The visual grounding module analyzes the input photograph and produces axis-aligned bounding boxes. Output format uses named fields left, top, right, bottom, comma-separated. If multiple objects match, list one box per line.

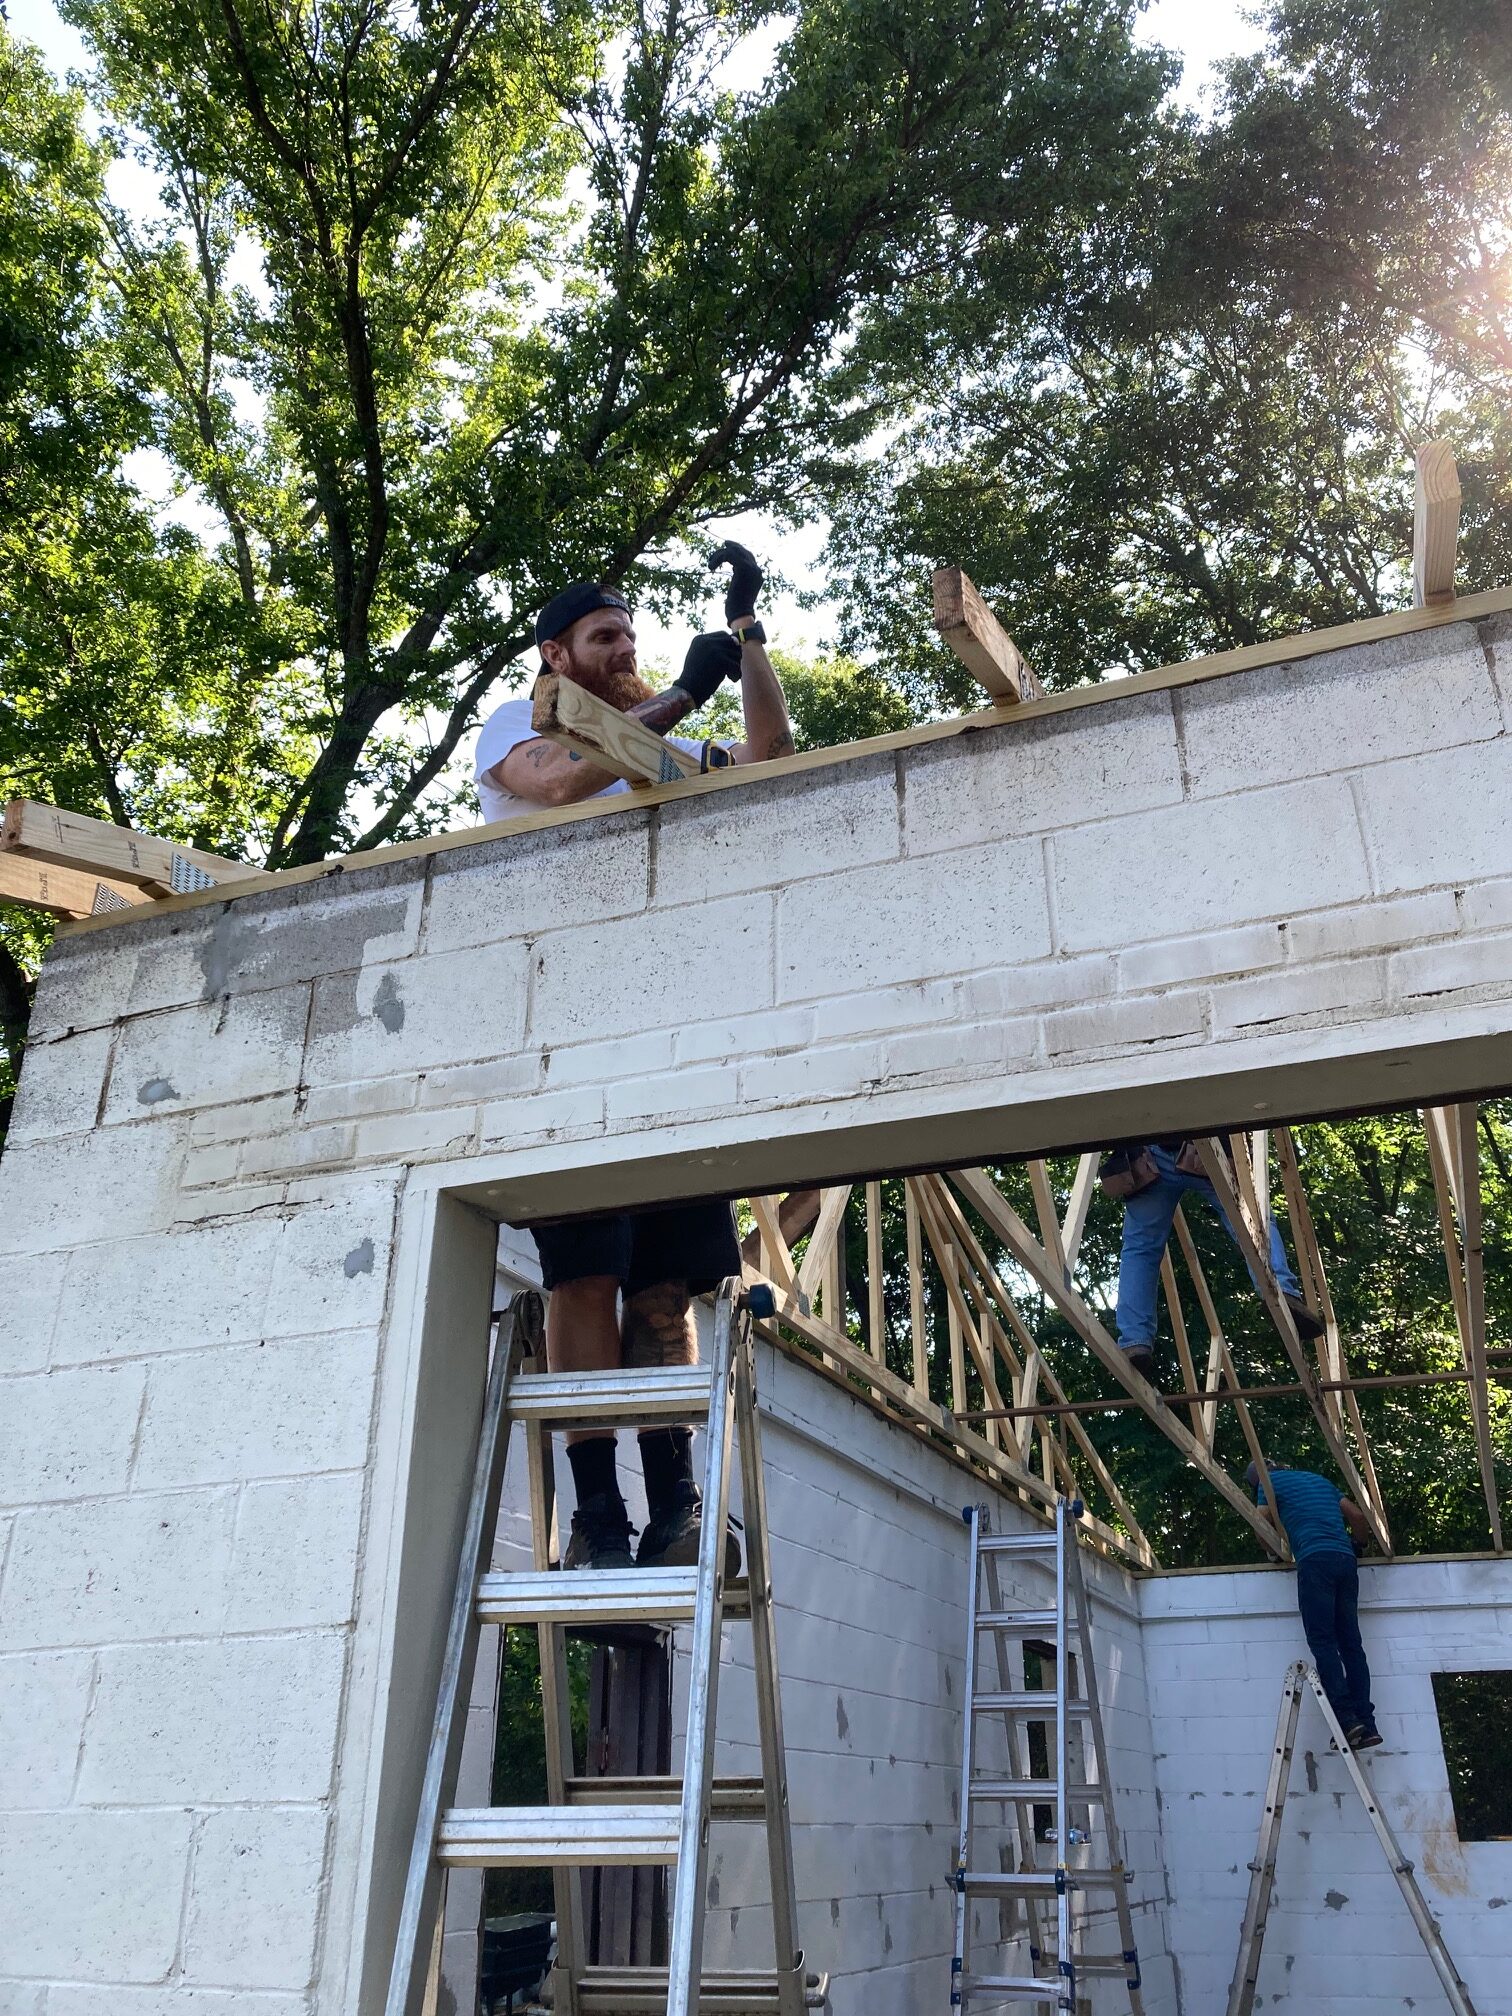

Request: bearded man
left=473, top=545, right=793, bottom=1572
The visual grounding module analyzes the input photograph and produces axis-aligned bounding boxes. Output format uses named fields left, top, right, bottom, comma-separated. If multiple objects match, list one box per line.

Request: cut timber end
left=1413, top=440, right=1461, bottom=609
left=1, top=798, right=271, bottom=904
left=532, top=673, right=701, bottom=788
left=0, top=850, right=144, bottom=920
left=932, top=566, right=1045, bottom=706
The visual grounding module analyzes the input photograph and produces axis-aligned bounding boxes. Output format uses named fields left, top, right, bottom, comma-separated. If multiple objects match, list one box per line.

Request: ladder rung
left=972, top=1692, right=1090, bottom=1715
left=959, top=1869, right=1058, bottom=1893
left=438, top=1804, right=679, bottom=1866
left=1077, top=1955, right=1140, bottom=1975
left=969, top=1779, right=1108, bottom=1801
left=978, top=1533, right=1058, bottom=1554
left=476, top=1567, right=750, bottom=1626
left=960, top=1976, right=1062, bottom=2001
left=509, top=1365, right=713, bottom=1425
left=577, top=1966, right=829, bottom=2012
left=977, top=1609, right=1059, bottom=1631
left=566, top=1774, right=765, bottom=1819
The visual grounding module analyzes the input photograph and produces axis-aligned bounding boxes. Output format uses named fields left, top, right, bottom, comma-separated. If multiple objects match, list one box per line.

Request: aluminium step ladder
left=1227, top=1661, right=1478, bottom=2016
left=951, top=1498, right=1144, bottom=2013
left=386, top=1278, right=828, bottom=2016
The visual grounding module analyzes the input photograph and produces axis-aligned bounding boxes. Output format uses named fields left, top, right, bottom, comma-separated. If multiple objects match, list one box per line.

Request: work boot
left=1348, top=1723, right=1384, bottom=1751
left=563, top=1490, right=635, bottom=1571
left=1123, top=1346, right=1158, bottom=1388
left=636, top=1482, right=742, bottom=1578
left=1284, top=1293, right=1325, bottom=1341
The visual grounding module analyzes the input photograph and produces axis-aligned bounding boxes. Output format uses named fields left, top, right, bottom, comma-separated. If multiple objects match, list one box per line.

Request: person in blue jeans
left=1248, top=1460, right=1382, bottom=1750
left=1112, top=1138, right=1324, bottom=1385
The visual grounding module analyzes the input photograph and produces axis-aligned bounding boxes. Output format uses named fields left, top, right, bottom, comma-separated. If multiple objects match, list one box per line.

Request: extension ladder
left=1227, top=1661, right=1478, bottom=2016
left=951, top=1498, right=1144, bottom=2012
left=385, top=1278, right=828, bottom=2016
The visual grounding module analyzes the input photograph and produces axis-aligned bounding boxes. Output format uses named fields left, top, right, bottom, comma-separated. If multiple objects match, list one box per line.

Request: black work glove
left=708, top=539, right=764, bottom=622
left=672, top=630, right=743, bottom=707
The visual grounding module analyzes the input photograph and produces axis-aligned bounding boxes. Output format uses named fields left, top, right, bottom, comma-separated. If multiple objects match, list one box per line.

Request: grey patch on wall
left=728, top=1908, right=739, bottom=1938
left=138, top=1078, right=180, bottom=1105
left=830, top=1899, right=840, bottom=1927
left=372, top=971, right=406, bottom=1033
left=1323, top=1889, right=1348, bottom=1910
left=194, top=886, right=418, bottom=1005
left=1303, top=1751, right=1319, bottom=1793
left=836, top=1694, right=849, bottom=1741
left=345, top=1238, right=375, bottom=1277
left=883, top=1921, right=893, bottom=1955
left=1490, top=1897, right=1508, bottom=1908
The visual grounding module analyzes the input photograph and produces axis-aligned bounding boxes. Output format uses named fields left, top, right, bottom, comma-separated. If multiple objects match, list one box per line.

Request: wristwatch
left=729, top=619, right=766, bottom=645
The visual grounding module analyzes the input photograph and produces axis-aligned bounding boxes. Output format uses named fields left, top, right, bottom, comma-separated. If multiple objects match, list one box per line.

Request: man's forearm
left=628, top=688, right=698, bottom=736
left=735, top=638, right=794, bottom=763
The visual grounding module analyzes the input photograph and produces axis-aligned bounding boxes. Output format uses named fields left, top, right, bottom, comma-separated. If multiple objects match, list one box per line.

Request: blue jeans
left=1296, top=1552, right=1374, bottom=1730
left=1115, top=1143, right=1301, bottom=1351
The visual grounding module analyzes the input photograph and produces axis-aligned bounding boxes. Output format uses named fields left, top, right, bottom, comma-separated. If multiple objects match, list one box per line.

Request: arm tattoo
left=622, top=1280, right=697, bottom=1369
left=765, top=731, right=795, bottom=759
left=629, top=690, right=696, bottom=735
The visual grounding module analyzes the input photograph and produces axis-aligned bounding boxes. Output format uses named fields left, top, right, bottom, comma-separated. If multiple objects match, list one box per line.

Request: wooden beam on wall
left=931, top=566, right=1045, bottom=706
left=1413, top=439, right=1461, bottom=608
left=1423, top=1105, right=1504, bottom=1552
left=0, top=851, right=143, bottom=919
left=532, top=674, right=701, bottom=787
left=3, top=799, right=270, bottom=898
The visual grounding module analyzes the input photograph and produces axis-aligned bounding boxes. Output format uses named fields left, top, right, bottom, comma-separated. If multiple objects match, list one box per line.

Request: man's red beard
left=561, top=645, right=655, bottom=713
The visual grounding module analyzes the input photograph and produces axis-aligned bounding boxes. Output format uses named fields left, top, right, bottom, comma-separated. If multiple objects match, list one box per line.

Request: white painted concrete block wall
left=1140, top=1561, right=1512, bottom=2015
left=3, top=610, right=1511, bottom=2013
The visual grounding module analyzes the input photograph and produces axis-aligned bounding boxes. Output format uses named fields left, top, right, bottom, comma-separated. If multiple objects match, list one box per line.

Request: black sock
left=639, top=1428, right=696, bottom=1515
left=567, top=1435, right=621, bottom=1509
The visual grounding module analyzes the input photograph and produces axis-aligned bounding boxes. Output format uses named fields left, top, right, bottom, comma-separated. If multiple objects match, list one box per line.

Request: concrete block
left=884, top=1016, right=1037, bottom=1084
left=1178, top=626, right=1502, bottom=794
left=102, top=986, right=311, bottom=1125
left=134, top=1330, right=377, bottom=1488
left=479, top=1083, right=607, bottom=1147
left=777, top=845, right=1050, bottom=1002
left=0, top=1121, right=185, bottom=1255
left=0, top=1808, right=195, bottom=1980
left=414, top=1053, right=542, bottom=1109
left=964, top=953, right=1119, bottom=1017
left=0, top=1253, right=63, bottom=1375
left=6, top=1024, right=115, bottom=1145
left=1119, top=924, right=1286, bottom=992
left=127, top=868, right=426, bottom=1015
left=1210, top=956, right=1387, bottom=1035
left=1286, top=889, right=1461, bottom=964
left=238, top=1122, right=358, bottom=1179
left=184, top=1806, right=328, bottom=1989
left=425, top=816, right=650, bottom=953
left=352, top=1107, right=478, bottom=1164
left=183, top=1140, right=244, bottom=1188
left=229, top=1472, right=365, bottom=1631
left=79, top=1629, right=347, bottom=1802
left=304, top=1073, right=418, bottom=1123
left=263, top=1183, right=398, bottom=1337
left=654, top=757, right=901, bottom=905
left=541, top=1028, right=675, bottom=1087
left=0, top=1487, right=235, bottom=1648
left=533, top=891, right=776, bottom=1043
left=1460, top=875, right=1512, bottom=934
left=44, top=1993, right=306, bottom=2016
left=0, top=1649, right=94, bottom=1804
left=1053, top=779, right=1372, bottom=952
left=741, top=1041, right=883, bottom=1110
left=54, top=1217, right=282, bottom=1365
left=0, top=1362, right=145, bottom=1507
left=1359, top=737, right=1512, bottom=892
left=25, top=927, right=138, bottom=1042
left=191, top=1091, right=302, bottom=1146
left=810, top=979, right=960, bottom=1045
left=674, top=1006, right=815, bottom=1066
left=1392, top=932, right=1512, bottom=1003
left=604, top=1064, right=740, bottom=1124
left=903, top=690, right=1184, bottom=853
left=306, top=940, right=528, bottom=1085
left=1043, top=988, right=1205, bottom=1057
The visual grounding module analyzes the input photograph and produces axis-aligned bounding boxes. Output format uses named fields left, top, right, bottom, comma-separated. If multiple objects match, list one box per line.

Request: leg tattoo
left=622, top=1279, right=697, bottom=1369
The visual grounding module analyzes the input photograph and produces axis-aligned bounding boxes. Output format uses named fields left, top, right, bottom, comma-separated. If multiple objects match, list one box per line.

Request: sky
left=8, top=0, right=1269, bottom=708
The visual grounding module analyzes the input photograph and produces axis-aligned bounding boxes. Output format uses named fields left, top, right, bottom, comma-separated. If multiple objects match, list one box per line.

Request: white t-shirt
left=474, top=693, right=702, bottom=824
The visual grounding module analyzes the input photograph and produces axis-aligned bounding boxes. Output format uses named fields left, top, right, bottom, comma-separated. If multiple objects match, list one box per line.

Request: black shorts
left=528, top=1200, right=741, bottom=1298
